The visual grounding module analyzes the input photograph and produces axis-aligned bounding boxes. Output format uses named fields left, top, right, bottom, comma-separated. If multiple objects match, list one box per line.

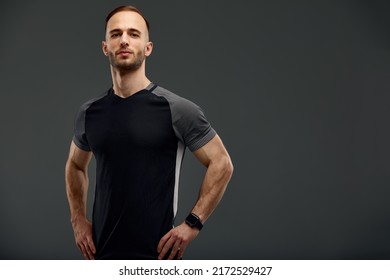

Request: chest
left=85, top=95, right=177, bottom=155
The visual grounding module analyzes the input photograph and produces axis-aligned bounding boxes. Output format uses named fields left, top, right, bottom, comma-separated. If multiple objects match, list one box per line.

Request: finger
left=82, top=237, right=96, bottom=260
left=77, top=242, right=89, bottom=260
left=157, top=232, right=171, bottom=253
left=85, top=244, right=95, bottom=260
left=158, top=237, right=176, bottom=260
left=168, top=240, right=182, bottom=260
left=87, top=237, right=96, bottom=255
left=158, top=240, right=174, bottom=260
left=77, top=237, right=94, bottom=260
left=177, top=243, right=187, bottom=259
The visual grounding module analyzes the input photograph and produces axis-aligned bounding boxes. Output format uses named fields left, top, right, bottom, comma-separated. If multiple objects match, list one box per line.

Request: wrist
left=70, top=211, right=87, bottom=226
left=185, top=212, right=203, bottom=231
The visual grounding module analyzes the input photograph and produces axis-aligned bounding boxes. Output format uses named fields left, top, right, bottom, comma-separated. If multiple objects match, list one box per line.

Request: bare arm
left=65, top=141, right=95, bottom=259
left=190, top=134, right=234, bottom=223
left=157, top=134, right=233, bottom=259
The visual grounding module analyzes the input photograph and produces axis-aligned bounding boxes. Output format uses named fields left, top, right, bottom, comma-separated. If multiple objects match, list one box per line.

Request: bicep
left=67, top=141, right=93, bottom=171
left=192, top=134, right=231, bottom=167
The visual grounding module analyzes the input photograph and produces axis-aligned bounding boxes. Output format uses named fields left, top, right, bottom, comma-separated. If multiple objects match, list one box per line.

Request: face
left=102, top=11, right=152, bottom=72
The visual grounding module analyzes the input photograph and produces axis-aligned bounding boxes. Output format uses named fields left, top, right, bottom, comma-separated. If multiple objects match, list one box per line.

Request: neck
left=110, top=64, right=151, bottom=98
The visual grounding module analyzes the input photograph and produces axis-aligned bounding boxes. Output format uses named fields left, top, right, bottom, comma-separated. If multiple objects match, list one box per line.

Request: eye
left=130, top=33, right=140, bottom=38
left=111, top=33, right=120, bottom=38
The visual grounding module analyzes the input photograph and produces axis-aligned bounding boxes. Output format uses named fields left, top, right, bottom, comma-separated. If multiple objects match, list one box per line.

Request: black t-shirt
left=73, top=83, right=216, bottom=259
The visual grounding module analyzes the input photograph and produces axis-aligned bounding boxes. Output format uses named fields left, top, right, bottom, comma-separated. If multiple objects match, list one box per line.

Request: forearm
left=158, top=135, right=233, bottom=259
left=65, top=161, right=89, bottom=223
left=191, top=153, right=233, bottom=223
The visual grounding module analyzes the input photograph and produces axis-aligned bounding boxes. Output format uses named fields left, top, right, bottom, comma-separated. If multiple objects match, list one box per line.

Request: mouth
left=116, top=49, right=133, bottom=56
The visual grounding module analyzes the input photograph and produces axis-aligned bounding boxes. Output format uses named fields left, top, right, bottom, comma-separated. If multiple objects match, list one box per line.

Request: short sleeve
left=150, top=85, right=217, bottom=151
left=172, top=98, right=217, bottom=151
left=72, top=102, right=91, bottom=151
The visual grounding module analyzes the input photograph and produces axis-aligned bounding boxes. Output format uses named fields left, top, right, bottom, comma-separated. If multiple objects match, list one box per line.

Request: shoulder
left=74, top=89, right=111, bottom=125
left=150, top=84, right=216, bottom=151
left=77, top=89, right=111, bottom=114
left=81, top=89, right=111, bottom=109
left=150, top=85, right=203, bottom=115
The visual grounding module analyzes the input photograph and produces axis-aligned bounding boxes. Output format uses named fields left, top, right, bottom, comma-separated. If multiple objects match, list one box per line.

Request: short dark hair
left=105, top=5, right=150, bottom=32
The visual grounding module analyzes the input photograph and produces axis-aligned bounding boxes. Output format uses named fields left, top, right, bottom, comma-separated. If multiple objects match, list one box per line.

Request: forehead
left=106, top=11, right=148, bottom=33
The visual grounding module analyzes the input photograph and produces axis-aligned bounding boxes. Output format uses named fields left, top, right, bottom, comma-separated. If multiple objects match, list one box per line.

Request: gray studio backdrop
left=0, top=0, right=389, bottom=259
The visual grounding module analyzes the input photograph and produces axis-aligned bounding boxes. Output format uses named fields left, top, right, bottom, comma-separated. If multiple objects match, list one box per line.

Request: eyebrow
left=108, top=28, right=142, bottom=35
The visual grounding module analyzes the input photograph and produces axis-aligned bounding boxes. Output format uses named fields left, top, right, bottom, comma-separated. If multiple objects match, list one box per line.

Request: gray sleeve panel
left=151, top=86, right=217, bottom=152
left=72, top=95, right=105, bottom=152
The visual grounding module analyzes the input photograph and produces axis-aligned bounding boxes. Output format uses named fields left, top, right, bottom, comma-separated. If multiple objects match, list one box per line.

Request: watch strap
left=185, top=213, right=203, bottom=230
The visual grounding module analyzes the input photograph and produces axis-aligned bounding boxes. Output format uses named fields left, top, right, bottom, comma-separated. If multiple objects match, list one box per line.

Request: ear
left=144, top=41, right=153, bottom=57
left=102, top=41, right=108, bottom=56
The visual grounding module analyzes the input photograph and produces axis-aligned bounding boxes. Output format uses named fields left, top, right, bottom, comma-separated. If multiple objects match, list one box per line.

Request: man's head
left=104, top=6, right=150, bottom=36
left=102, top=5, right=152, bottom=72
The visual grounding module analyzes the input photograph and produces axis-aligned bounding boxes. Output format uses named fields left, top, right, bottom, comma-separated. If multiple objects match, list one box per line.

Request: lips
left=116, top=49, right=133, bottom=56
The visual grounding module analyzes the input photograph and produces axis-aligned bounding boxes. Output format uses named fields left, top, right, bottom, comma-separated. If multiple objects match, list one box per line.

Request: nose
left=120, top=34, right=129, bottom=47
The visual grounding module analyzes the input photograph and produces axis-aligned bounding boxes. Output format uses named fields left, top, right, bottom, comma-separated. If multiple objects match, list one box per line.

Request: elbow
left=227, top=157, right=234, bottom=179
left=221, top=154, right=234, bottom=180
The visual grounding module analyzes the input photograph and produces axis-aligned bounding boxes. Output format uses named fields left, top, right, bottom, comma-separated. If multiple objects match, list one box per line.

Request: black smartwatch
left=185, top=213, right=203, bottom=230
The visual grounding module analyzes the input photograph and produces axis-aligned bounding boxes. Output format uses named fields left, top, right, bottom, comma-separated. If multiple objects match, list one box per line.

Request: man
left=65, top=5, right=233, bottom=260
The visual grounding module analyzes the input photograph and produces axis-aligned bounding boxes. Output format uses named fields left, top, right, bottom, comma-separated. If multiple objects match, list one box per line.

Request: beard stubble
left=108, top=49, right=145, bottom=72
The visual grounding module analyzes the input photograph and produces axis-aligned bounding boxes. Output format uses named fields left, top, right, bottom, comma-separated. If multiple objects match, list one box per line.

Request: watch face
left=186, top=214, right=199, bottom=226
